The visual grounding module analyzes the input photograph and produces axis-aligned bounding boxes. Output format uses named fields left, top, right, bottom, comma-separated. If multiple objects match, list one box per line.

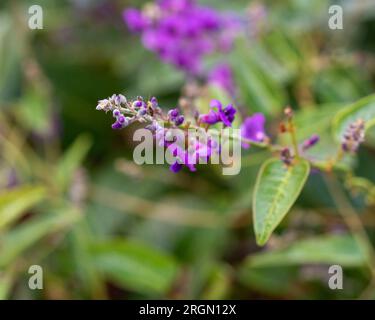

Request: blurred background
left=0, top=0, right=375, bottom=299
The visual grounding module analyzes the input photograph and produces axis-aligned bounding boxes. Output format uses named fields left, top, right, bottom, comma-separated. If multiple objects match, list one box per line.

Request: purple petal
left=123, top=9, right=149, bottom=32
left=199, top=110, right=220, bottom=125
left=111, top=121, right=123, bottom=130
left=240, top=113, right=266, bottom=148
left=210, top=99, right=222, bottom=110
left=170, top=162, right=183, bottom=173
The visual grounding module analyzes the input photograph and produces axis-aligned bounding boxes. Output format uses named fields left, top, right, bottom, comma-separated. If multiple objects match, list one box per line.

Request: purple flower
left=150, top=97, right=158, bottom=108
left=123, top=1, right=242, bottom=74
left=111, top=106, right=129, bottom=130
left=302, top=134, right=320, bottom=151
left=167, top=108, right=184, bottom=126
left=208, top=64, right=235, bottom=95
left=132, top=98, right=147, bottom=109
left=170, top=161, right=183, bottom=173
left=199, top=100, right=237, bottom=127
left=168, top=108, right=180, bottom=121
left=167, top=135, right=218, bottom=173
left=113, top=109, right=121, bottom=117
left=174, top=115, right=185, bottom=126
left=111, top=121, right=123, bottom=130
left=123, top=9, right=150, bottom=32
left=240, top=113, right=266, bottom=149
left=158, top=0, right=193, bottom=12
left=199, top=110, right=220, bottom=125
left=168, top=144, right=197, bottom=173
left=220, top=104, right=236, bottom=127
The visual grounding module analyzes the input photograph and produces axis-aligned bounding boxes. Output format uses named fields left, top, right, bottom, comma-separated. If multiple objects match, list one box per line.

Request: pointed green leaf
left=0, top=185, right=46, bottom=230
left=332, top=94, right=375, bottom=142
left=253, top=158, right=310, bottom=246
left=56, top=134, right=92, bottom=189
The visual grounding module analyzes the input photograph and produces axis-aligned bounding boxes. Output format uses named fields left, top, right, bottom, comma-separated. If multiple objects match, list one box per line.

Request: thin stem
left=288, top=118, right=300, bottom=158
left=310, top=159, right=349, bottom=173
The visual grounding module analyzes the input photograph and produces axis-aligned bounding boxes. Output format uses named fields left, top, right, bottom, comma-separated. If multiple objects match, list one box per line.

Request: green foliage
left=253, top=158, right=310, bottom=246
left=0, top=207, right=81, bottom=268
left=91, top=239, right=179, bottom=295
left=232, top=39, right=286, bottom=117
left=56, top=135, right=92, bottom=190
left=242, top=234, right=367, bottom=268
left=0, top=185, right=45, bottom=230
left=0, top=0, right=374, bottom=300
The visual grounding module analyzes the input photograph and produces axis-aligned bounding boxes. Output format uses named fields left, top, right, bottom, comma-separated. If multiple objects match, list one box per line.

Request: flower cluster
left=96, top=94, right=162, bottom=130
left=123, top=0, right=242, bottom=74
left=168, top=135, right=219, bottom=173
left=96, top=94, right=243, bottom=172
left=95, top=92, right=273, bottom=173
left=342, top=119, right=366, bottom=153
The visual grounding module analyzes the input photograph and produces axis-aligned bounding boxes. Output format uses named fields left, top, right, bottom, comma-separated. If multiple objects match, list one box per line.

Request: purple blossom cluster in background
left=123, top=0, right=243, bottom=74
left=208, top=64, right=236, bottom=96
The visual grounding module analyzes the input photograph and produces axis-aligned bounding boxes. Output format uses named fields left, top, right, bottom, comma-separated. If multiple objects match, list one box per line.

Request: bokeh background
left=0, top=0, right=375, bottom=299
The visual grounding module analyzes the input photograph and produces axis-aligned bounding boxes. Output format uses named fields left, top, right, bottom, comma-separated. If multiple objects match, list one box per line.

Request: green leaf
left=314, top=66, right=372, bottom=104
left=241, top=234, right=366, bottom=268
left=56, top=135, right=92, bottom=189
left=91, top=240, right=179, bottom=295
left=0, top=208, right=81, bottom=268
left=253, top=158, right=310, bottom=246
left=0, top=13, right=22, bottom=103
left=16, top=89, right=51, bottom=135
left=69, top=223, right=107, bottom=299
left=332, top=94, right=375, bottom=142
left=0, top=185, right=46, bottom=231
left=238, top=266, right=298, bottom=296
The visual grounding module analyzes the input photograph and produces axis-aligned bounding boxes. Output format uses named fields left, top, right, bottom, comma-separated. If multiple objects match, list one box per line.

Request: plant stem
left=288, top=118, right=300, bottom=158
